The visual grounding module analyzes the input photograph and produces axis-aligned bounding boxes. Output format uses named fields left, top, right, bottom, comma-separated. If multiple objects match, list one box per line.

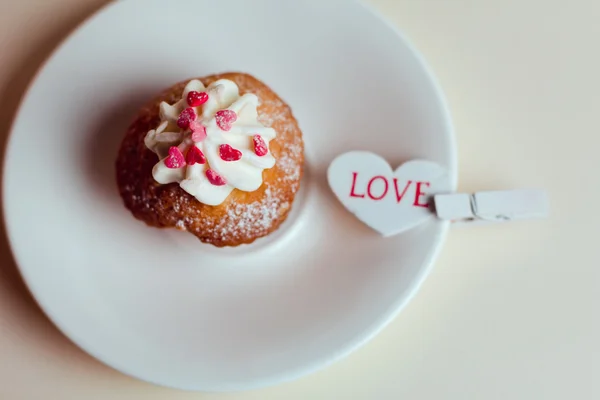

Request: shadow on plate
left=83, top=90, right=158, bottom=207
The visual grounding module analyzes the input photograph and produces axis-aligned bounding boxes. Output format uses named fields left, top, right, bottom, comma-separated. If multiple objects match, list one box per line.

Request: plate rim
left=2, top=0, right=458, bottom=392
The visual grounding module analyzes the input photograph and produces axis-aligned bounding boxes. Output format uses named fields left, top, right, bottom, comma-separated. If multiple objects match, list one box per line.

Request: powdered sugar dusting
left=199, top=186, right=291, bottom=242
left=257, top=95, right=303, bottom=187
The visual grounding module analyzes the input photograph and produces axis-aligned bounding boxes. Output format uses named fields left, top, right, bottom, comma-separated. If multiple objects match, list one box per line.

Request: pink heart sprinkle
left=219, top=144, right=242, bottom=162
left=177, top=107, right=197, bottom=129
left=206, top=169, right=226, bottom=186
left=253, top=135, right=268, bottom=157
left=187, top=91, right=209, bottom=107
left=190, top=121, right=207, bottom=142
left=164, top=146, right=186, bottom=169
left=215, top=109, right=237, bottom=131
left=186, top=146, right=206, bottom=165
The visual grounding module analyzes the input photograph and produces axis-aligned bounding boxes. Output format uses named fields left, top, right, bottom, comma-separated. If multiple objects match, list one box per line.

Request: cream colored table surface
left=1, top=1, right=598, bottom=399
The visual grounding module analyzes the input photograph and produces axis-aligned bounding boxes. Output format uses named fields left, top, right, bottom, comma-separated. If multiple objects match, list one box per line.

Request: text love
left=349, top=172, right=430, bottom=207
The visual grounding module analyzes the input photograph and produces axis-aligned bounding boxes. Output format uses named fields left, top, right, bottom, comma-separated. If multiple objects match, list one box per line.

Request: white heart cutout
left=327, top=151, right=453, bottom=237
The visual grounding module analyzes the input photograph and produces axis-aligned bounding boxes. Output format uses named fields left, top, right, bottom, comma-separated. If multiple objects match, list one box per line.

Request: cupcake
left=116, top=72, right=304, bottom=247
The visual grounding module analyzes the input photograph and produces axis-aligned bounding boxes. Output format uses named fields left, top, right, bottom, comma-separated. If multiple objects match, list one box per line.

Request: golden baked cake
left=116, top=72, right=304, bottom=247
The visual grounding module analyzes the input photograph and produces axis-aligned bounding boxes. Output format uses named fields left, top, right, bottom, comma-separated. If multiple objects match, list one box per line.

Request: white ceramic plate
left=3, top=0, right=456, bottom=392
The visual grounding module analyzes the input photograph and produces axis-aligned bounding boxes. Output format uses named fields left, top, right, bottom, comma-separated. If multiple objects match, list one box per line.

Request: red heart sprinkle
left=253, top=135, right=268, bottom=156
left=215, top=109, right=237, bottom=131
left=187, top=91, right=209, bottom=107
left=177, top=107, right=197, bottom=129
left=186, top=146, right=206, bottom=165
left=190, top=121, right=207, bottom=142
left=219, top=144, right=242, bottom=161
left=164, top=146, right=186, bottom=169
left=206, top=169, right=226, bottom=186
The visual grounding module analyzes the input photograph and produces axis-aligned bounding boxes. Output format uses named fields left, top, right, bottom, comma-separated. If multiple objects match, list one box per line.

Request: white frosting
left=144, top=79, right=277, bottom=206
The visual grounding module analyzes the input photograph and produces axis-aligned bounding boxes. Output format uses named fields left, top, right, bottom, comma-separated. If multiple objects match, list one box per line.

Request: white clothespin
left=434, top=189, right=549, bottom=224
